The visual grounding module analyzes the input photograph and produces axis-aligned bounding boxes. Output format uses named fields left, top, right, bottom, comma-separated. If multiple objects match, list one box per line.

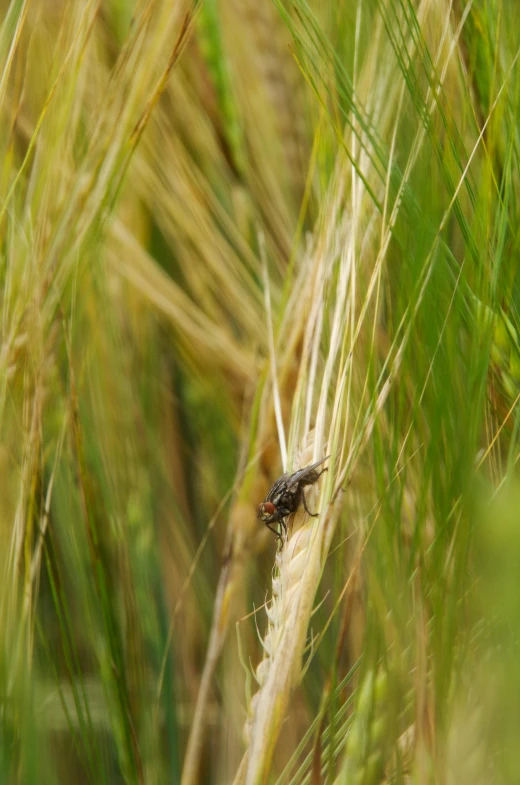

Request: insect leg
left=315, top=467, right=328, bottom=480
left=265, top=522, right=280, bottom=538
left=302, top=490, right=319, bottom=517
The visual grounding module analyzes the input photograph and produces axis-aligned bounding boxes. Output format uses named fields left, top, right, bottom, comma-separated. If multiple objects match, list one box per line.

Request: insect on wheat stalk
left=256, top=456, right=330, bottom=541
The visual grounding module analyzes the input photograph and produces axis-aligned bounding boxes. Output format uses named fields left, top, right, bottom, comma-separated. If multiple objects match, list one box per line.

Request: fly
left=257, top=456, right=329, bottom=541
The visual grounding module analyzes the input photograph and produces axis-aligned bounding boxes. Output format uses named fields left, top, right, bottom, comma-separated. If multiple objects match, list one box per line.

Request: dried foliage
left=1, top=1, right=520, bottom=784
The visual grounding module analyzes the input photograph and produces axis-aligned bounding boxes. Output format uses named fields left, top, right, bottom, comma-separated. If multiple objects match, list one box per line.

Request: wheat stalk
left=232, top=5, right=475, bottom=778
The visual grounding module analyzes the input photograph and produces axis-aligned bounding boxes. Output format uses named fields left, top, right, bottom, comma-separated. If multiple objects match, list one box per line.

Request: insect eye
left=263, top=502, right=275, bottom=514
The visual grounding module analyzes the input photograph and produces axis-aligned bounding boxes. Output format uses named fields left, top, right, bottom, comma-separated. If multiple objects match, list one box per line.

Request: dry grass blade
left=2, top=0, right=520, bottom=783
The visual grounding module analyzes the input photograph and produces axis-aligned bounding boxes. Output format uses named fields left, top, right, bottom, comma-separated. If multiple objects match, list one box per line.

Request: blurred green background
left=1, top=0, right=520, bottom=783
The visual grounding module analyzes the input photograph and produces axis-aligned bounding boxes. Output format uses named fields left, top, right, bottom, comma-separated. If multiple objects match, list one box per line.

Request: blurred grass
left=1, top=0, right=520, bottom=783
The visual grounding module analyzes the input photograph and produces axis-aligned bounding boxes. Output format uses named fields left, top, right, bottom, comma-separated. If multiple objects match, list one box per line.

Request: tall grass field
left=1, top=0, right=520, bottom=783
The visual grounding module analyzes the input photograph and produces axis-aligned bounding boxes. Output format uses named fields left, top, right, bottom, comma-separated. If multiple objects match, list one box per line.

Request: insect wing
left=285, top=456, right=330, bottom=491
